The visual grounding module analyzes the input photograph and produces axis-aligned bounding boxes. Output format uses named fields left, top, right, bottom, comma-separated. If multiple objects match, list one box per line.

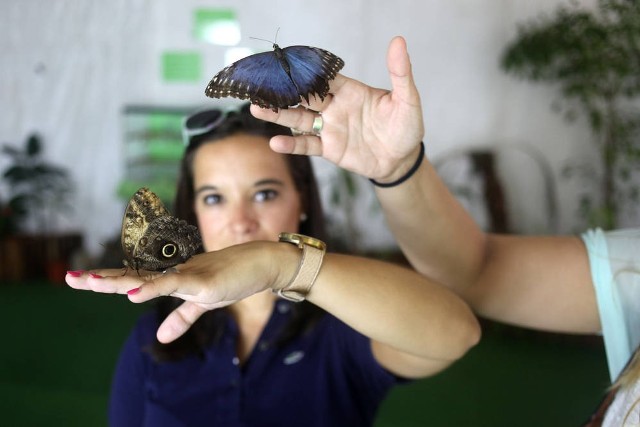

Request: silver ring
left=312, top=115, right=323, bottom=136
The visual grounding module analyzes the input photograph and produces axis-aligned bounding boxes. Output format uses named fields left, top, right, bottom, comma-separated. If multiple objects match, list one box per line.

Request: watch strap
left=277, top=235, right=326, bottom=302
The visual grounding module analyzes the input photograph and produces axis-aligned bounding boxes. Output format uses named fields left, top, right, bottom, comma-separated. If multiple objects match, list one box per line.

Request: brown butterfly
left=121, top=187, right=202, bottom=272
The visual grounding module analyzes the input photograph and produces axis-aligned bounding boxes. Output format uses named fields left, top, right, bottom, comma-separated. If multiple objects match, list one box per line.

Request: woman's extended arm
left=251, top=36, right=601, bottom=335
left=373, top=158, right=600, bottom=334
left=66, top=240, right=480, bottom=379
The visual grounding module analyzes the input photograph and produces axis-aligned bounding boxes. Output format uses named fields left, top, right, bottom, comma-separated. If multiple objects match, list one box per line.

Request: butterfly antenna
left=249, top=36, right=275, bottom=45
left=249, top=28, right=280, bottom=46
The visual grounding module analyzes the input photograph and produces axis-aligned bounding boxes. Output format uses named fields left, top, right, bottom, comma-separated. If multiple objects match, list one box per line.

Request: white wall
left=0, top=0, right=609, bottom=257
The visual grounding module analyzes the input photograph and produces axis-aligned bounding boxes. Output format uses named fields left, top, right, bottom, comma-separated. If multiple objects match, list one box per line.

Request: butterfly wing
left=282, top=46, right=345, bottom=104
left=121, top=188, right=202, bottom=272
left=130, top=216, right=202, bottom=272
left=205, top=50, right=301, bottom=111
left=121, top=188, right=170, bottom=269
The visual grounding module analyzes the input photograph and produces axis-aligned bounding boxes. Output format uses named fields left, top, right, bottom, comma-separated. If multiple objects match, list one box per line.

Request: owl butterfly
left=205, top=42, right=345, bottom=112
left=121, top=187, right=202, bottom=273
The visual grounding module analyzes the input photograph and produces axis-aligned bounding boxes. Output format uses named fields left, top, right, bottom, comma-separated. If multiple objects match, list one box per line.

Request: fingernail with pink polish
left=127, top=287, right=141, bottom=295
left=67, top=270, right=84, bottom=277
left=89, top=273, right=103, bottom=279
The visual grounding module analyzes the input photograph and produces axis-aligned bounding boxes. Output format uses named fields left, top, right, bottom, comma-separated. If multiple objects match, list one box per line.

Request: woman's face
left=191, top=133, right=303, bottom=252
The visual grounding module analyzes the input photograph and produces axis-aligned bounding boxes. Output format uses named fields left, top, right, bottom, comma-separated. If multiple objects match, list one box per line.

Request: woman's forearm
left=299, top=252, right=481, bottom=362
left=374, top=158, right=488, bottom=294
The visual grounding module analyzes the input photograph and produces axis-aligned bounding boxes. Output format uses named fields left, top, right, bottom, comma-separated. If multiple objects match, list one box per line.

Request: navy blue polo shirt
left=109, top=300, right=401, bottom=426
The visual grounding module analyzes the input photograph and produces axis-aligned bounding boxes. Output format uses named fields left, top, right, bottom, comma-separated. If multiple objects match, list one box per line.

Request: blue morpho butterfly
left=205, top=38, right=345, bottom=112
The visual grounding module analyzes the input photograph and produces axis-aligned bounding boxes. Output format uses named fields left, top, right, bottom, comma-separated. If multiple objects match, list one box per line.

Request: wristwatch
left=275, top=232, right=327, bottom=302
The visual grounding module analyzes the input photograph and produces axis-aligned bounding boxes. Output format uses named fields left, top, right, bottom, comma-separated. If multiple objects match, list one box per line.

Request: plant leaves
left=26, top=134, right=42, bottom=157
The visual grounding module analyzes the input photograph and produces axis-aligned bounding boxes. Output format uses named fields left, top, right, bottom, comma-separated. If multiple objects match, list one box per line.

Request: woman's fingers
left=126, top=266, right=232, bottom=306
left=250, top=104, right=320, bottom=133
left=249, top=75, right=346, bottom=124
left=250, top=105, right=327, bottom=156
left=65, top=268, right=182, bottom=303
left=156, top=301, right=208, bottom=343
left=386, top=36, right=421, bottom=107
left=156, top=299, right=237, bottom=343
left=126, top=269, right=191, bottom=303
left=300, top=90, right=335, bottom=112
left=65, top=268, right=143, bottom=293
left=269, top=134, right=323, bottom=156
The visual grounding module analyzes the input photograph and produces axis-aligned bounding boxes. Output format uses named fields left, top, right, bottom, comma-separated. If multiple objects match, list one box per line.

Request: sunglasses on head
left=181, top=104, right=250, bottom=146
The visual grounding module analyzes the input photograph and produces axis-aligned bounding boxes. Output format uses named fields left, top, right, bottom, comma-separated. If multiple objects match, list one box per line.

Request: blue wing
left=205, top=50, right=301, bottom=111
left=282, top=46, right=345, bottom=104
left=205, top=45, right=344, bottom=111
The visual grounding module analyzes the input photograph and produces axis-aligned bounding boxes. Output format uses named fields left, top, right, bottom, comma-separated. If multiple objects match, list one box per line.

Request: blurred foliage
left=0, top=194, right=18, bottom=237
left=327, top=168, right=361, bottom=253
left=1, top=133, right=74, bottom=235
left=501, top=0, right=640, bottom=229
left=325, top=167, right=387, bottom=253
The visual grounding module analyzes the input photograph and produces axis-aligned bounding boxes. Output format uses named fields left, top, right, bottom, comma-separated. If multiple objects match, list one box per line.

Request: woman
left=65, top=103, right=479, bottom=427
left=251, top=36, right=640, bottom=425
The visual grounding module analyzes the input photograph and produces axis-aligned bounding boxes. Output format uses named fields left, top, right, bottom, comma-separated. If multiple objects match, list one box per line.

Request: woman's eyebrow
left=194, top=179, right=284, bottom=195
left=254, top=179, right=285, bottom=187
left=195, top=185, right=218, bottom=195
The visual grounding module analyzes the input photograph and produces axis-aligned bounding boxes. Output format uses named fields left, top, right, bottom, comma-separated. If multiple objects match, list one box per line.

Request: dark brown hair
left=150, top=103, right=326, bottom=361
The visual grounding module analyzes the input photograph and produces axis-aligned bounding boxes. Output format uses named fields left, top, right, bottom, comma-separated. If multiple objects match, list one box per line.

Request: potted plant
left=0, top=195, right=18, bottom=238
left=1, top=133, right=80, bottom=283
left=500, top=0, right=640, bottom=230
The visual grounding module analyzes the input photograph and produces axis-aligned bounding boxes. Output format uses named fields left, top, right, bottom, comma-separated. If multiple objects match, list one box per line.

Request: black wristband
left=369, top=142, right=425, bottom=188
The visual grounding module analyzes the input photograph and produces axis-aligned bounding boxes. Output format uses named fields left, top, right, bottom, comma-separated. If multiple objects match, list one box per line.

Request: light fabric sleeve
left=582, top=228, right=640, bottom=382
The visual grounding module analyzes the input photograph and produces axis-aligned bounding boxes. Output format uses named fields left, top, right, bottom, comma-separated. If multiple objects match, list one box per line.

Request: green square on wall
left=193, top=8, right=240, bottom=45
left=161, top=51, right=201, bottom=83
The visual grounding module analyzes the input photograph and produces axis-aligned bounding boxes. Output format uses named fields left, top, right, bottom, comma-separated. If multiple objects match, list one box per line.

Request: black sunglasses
left=182, top=104, right=252, bottom=146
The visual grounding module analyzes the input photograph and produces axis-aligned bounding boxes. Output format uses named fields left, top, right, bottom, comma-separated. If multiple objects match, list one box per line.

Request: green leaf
left=3, top=165, right=33, bottom=183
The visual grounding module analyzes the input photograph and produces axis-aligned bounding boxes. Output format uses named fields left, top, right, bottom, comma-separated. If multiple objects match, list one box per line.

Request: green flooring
left=0, top=283, right=609, bottom=426
left=375, top=324, right=608, bottom=426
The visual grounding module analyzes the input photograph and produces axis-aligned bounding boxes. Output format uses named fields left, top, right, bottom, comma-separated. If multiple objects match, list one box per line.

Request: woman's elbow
left=461, top=312, right=482, bottom=355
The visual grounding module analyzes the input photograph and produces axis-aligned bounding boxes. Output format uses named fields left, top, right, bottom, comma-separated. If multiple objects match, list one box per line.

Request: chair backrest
left=434, top=143, right=558, bottom=234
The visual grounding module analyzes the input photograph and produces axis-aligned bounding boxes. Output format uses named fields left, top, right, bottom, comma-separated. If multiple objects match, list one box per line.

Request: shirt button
left=277, top=302, right=291, bottom=314
left=232, top=357, right=240, bottom=366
